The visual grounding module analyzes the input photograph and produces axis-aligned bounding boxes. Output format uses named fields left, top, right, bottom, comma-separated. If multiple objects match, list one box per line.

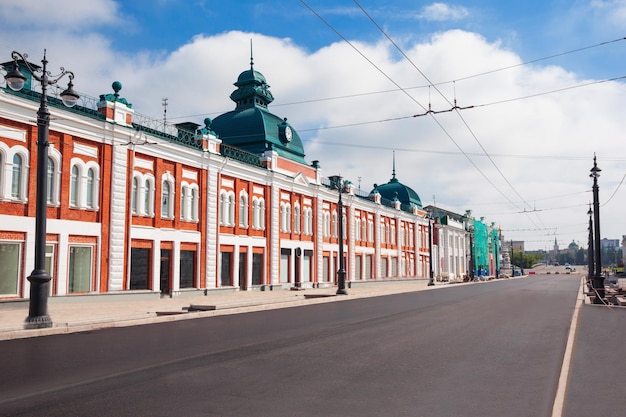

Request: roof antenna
left=392, top=150, right=397, bottom=180
left=250, top=39, right=254, bottom=69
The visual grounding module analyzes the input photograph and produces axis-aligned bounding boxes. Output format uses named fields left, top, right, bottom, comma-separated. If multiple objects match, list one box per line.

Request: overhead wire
left=353, top=0, right=541, bottom=228
left=299, top=0, right=529, bottom=216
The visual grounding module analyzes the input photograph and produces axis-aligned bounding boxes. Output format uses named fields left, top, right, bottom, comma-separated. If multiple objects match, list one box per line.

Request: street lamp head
left=590, top=155, right=601, bottom=179
left=329, top=175, right=343, bottom=191
left=59, top=76, right=79, bottom=108
left=4, top=62, right=27, bottom=92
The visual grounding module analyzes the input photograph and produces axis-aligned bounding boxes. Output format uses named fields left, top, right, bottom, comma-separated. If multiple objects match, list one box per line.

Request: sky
left=1, top=0, right=625, bottom=252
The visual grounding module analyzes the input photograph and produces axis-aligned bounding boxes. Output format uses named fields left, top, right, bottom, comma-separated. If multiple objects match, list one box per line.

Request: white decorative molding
left=0, top=125, right=26, bottom=142
left=182, top=169, right=197, bottom=181
left=221, top=178, right=234, bottom=189
left=73, top=142, right=98, bottom=158
left=134, top=157, right=153, bottom=171
left=253, top=186, right=264, bottom=195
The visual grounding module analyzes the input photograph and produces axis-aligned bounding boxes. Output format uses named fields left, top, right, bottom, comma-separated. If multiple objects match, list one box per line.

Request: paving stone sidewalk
left=0, top=279, right=444, bottom=341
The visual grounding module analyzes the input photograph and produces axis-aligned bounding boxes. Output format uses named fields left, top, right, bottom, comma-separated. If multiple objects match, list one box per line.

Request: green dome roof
left=212, top=60, right=306, bottom=164
left=371, top=166, right=422, bottom=208
left=236, top=68, right=267, bottom=85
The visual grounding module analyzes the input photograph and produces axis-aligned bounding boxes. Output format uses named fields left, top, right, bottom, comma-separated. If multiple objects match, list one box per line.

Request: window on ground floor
left=68, top=246, right=92, bottom=293
left=130, top=248, right=150, bottom=290
left=322, top=256, right=330, bottom=282
left=280, top=249, right=290, bottom=283
left=365, top=255, right=372, bottom=279
left=180, top=250, right=195, bottom=289
left=220, top=251, right=232, bottom=286
left=0, top=242, right=20, bottom=295
left=252, top=253, right=263, bottom=286
left=381, top=257, right=388, bottom=278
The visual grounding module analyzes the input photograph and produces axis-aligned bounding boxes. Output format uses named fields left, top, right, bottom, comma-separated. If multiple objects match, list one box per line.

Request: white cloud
left=418, top=3, right=469, bottom=21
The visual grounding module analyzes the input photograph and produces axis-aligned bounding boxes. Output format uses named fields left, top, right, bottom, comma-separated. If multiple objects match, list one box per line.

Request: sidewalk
left=0, top=279, right=448, bottom=341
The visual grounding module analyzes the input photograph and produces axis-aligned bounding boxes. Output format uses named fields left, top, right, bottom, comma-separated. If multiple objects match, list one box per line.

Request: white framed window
left=70, top=164, right=79, bottom=206
left=323, top=211, right=330, bottom=238
left=46, top=147, right=61, bottom=206
left=239, top=190, right=249, bottom=228
left=355, top=218, right=361, bottom=241
left=220, top=190, right=235, bottom=226
left=180, top=182, right=199, bottom=222
left=161, top=172, right=175, bottom=219
left=0, top=242, right=21, bottom=295
left=280, top=202, right=291, bottom=232
left=70, top=159, right=100, bottom=210
left=11, top=153, right=27, bottom=200
left=131, top=177, right=138, bottom=214
left=191, top=187, right=199, bottom=221
left=252, top=196, right=265, bottom=230
left=68, top=245, right=93, bottom=293
left=304, top=207, right=313, bottom=236
left=293, top=202, right=301, bottom=234
left=86, top=167, right=97, bottom=209
left=1, top=144, right=29, bottom=201
left=332, top=210, right=338, bottom=238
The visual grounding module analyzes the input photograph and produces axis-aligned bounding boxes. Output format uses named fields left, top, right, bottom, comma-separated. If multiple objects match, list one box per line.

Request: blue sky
left=1, top=0, right=626, bottom=250
left=109, top=1, right=624, bottom=77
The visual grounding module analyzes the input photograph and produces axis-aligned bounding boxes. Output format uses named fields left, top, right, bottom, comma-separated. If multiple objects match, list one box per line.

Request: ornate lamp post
left=590, top=155, right=605, bottom=303
left=426, top=212, right=434, bottom=286
left=4, top=50, right=79, bottom=328
left=329, top=175, right=348, bottom=295
left=587, top=204, right=594, bottom=289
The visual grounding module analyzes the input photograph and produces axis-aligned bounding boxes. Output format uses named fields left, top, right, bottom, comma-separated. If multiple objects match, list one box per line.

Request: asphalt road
left=0, top=275, right=580, bottom=417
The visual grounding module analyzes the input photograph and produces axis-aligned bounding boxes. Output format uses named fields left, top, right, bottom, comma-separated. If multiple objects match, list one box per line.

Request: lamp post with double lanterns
left=329, top=175, right=348, bottom=295
left=4, top=50, right=79, bottom=328
left=590, top=155, right=605, bottom=303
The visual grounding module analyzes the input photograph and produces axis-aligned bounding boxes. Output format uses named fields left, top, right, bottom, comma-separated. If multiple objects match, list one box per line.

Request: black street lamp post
left=329, top=176, right=347, bottom=295
left=427, top=212, right=434, bottom=286
left=587, top=204, right=594, bottom=289
left=4, top=50, right=79, bottom=328
left=590, top=155, right=605, bottom=303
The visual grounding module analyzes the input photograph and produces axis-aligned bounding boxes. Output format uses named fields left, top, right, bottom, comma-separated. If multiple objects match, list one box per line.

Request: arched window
left=228, top=192, right=235, bottom=226
left=280, top=203, right=291, bottom=233
left=323, top=211, right=330, bottom=238
left=332, top=210, right=338, bottom=238
left=70, top=164, right=79, bottom=206
left=293, top=203, right=301, bottom=234
left=304, top=207, right=313, bottom=236
left=46, top=157, right=55, bottom=204
left=191, top=187, right=198, bottom=221
left=259, top=198, right=265, bottom=230
left=11, top=154, right=23, bottom=199
left=86, top=167, right=96, bottom=208
left=161, top=181, right=171, bottom=217
left=144, top=179, right=152, bottom=216
left=131, top=177, right=138, bottom=214
left=363, top=217, right=368, bottom=242
left=180, top=185, right=187, bottom=220
left=239, top=191, right=249, bottom=228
